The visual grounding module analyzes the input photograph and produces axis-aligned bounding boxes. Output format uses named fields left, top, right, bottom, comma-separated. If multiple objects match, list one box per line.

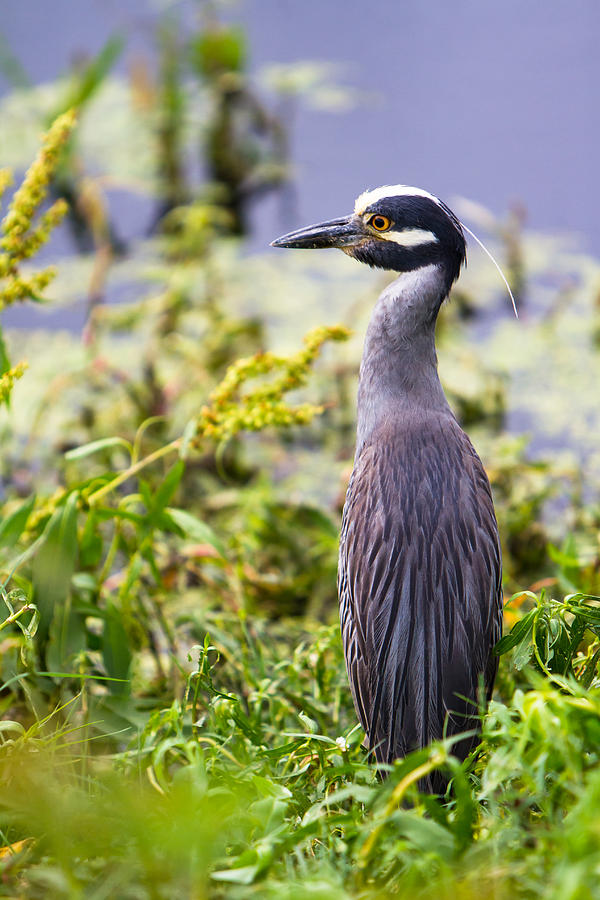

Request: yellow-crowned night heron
left=271, top=185, right=502, bottom=789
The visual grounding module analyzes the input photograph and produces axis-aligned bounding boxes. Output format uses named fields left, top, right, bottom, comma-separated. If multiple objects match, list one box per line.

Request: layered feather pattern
left=338, top=413, right=502, bottom=770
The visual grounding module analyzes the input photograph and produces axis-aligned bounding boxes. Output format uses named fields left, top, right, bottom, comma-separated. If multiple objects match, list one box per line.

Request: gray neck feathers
left=356, top=264, right=452, bottom=452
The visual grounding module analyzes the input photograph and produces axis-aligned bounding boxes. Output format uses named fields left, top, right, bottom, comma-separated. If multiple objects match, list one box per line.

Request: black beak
left=270, top=215, right=363, bottom=250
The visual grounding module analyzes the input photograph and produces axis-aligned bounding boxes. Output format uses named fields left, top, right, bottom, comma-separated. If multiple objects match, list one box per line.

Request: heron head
left=271, top=185, right=467, bottom=290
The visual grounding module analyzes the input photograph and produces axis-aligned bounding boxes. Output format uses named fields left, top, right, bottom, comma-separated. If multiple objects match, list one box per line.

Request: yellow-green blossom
left=196, top=325, right=350, bottom=443
left=0, top=361, right=28, bottom=404
left=0, top=110, right=76, bottom=310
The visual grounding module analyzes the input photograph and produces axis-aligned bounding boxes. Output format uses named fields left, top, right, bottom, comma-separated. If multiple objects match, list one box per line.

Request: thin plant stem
left=87, top=438, right=182, bottom=506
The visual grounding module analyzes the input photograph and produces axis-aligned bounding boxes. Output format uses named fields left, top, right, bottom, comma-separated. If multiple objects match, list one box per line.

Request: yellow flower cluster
left=85, top=326, right=352, bottom=508
left=0, top=110, right=76, bottom=405
left=195, top=325, right=350, bottom=443
left=0, top=361, right=28, bottom=404
left=0, top=110, right=76, bottom=310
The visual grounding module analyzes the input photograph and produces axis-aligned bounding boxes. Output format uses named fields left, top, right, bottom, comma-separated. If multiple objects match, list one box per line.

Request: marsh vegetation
left=2, top=11, right=600, bottom=899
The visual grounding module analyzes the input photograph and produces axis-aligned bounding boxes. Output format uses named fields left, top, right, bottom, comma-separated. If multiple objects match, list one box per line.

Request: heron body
left=272, top=185, right=503, bottom=787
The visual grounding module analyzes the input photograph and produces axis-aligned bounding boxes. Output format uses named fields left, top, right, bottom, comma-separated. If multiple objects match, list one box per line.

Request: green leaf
left=120, top=552, right=144, bottom=600
left=494, top=609, right=536, bottom=655
left=164, top=507, right=226, bottom=556
left=150, top=459, right=184, bottom=516
left=56, top=33, right=124, bottom=116
left=569, top=603, right=600, bottom=627
left=139, top=479, right=153, bottom=512
left=78, top=513, right=104, bottom=569
left=391, top=810, right=456, bottom=861
left=33, top=492, right=79, bottom=650
left=212, top=841, right=275, bottom=886
left=64, top=437, right=132, bottom=461
left=581, top=644, right=600, bottom=689
left=72, top=572, right=99, bottom=593
left=513, top=635, right=535, bottom=671
left=0, top=494, right=35, bottom=549
left=0, top=324, right=11, bottom=377
left=95, top=507, right=144, bottom=526
left=2, top=533, right=45, bottom=588
left=179, top=418, right=197, bottom=460
left=250, top=776, right=292, bottom=801
left=548, top=543, right=580, bottom=569
left=102, top=602, right=132, bottom=695
left=0, top=720, right=26, bottom=737
left=141, top=543, right=163, bottom=587
left=211, top=865, right=261, bottom=885
left=231, top=707, right=263, bottom=744
left=46, top=597, right=87, bottom=674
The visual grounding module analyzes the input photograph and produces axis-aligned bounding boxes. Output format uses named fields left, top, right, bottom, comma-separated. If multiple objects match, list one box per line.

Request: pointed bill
left=271, top=216, right=363, bottom=250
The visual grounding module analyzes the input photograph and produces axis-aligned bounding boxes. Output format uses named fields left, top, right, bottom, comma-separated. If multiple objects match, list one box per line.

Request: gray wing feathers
left=338, top=416, right=502, bottom=764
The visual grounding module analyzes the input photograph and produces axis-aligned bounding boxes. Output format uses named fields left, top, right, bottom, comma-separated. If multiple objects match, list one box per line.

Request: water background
left=2, top=0, right=599, bottom=253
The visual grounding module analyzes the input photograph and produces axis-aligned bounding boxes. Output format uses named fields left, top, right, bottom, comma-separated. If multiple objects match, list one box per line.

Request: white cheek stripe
left=354, top=184, right=441, bottom=215
left=379, top=228, right=439, bottom=247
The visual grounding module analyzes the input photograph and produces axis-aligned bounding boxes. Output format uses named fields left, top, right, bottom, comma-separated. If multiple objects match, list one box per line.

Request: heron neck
left=356, top=265, right=452, bottom=452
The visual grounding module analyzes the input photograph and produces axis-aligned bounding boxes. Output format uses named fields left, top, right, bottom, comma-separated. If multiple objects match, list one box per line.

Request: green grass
left=4, top=604, right=600, bottom=898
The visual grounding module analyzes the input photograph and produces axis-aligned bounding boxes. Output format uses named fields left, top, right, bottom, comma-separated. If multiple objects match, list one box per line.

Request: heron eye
left=369, top=214, right=391, bottom=232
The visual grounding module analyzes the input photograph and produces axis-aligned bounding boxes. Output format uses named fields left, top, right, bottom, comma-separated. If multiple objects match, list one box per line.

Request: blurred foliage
left=1, top=6, right=600, bottom=898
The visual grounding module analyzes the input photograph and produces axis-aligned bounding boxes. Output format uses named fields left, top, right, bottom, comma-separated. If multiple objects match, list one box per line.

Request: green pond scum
left=1, top=14, right=600, bottom=897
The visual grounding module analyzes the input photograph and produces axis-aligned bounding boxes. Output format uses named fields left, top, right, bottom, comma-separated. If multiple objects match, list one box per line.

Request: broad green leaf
left=391, top=810, right=456, bottom=861
left=548, top=543, right=580, bottom=568
left=211, top=865, right=261, bottom=885
left=78, top=513, right=104, bottom=569
left=212, top=841, right=275, bottom=885
left=494, top=609, right=536, bottom=655
left=250, top=776, right=292, bottom=801
left=72, top=572, right=98, bottom=592
left=102, top=602, right=132, bottom=695
left=513, top=635, right=535, bottom=671
left=33, top=492, right=79, bottom=649
left=164, top=507, right=226, bottom=556
left=46, top=601, right=87, bottom=674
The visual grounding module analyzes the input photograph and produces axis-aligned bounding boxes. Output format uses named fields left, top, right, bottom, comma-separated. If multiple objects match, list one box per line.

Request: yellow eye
left=368, top=214, right=391, bottom=232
